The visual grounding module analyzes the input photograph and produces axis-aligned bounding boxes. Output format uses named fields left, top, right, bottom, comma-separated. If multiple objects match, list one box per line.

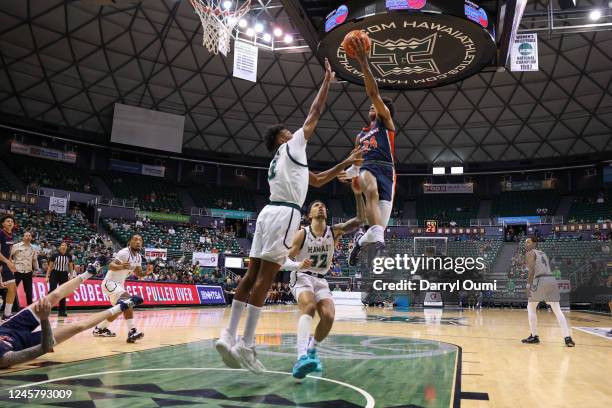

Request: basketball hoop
left=190, top=0, right=251, bottom=55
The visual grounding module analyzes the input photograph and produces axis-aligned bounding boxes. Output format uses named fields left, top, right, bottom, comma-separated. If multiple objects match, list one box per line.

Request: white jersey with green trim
left=268, top=127, right=309, bottom=207
left=298, top=226, right=334, bottom=275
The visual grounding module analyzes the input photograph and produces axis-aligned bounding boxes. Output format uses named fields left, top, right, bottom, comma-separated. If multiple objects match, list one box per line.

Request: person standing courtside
left=45, top=242, right=73, bottom=318
left=0, top=215, right=17, bottom=320
left=11, top=231, right=39, bottom=307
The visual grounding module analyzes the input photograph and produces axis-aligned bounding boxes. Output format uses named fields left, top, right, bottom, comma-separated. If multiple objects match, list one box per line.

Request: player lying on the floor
left=0, top=265, right=143, bottom=368
left=283, top=177, right=365, bottom=378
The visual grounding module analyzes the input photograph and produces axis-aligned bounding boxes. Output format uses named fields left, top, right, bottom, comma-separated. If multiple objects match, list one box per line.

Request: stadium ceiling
left=0, top=0, right=611, bottom=166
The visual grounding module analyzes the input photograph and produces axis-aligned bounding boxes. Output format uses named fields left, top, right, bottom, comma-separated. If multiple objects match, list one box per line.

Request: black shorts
left=1, top=266, right=15, bottom=283
left=0, top=308, right=41, bottom=350
left=360, top=161, right=395, bottom=202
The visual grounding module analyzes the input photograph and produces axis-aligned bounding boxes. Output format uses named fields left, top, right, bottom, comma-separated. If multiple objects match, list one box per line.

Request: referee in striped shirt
left=45, top=242, right=74, bottom=317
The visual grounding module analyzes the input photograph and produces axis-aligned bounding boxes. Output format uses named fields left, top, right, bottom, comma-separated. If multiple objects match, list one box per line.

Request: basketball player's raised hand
left=353, top=38, right=369, bottom=65
left=324, top=58, right=335, bottom=82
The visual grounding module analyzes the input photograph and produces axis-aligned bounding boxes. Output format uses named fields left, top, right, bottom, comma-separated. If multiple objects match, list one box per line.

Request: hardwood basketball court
left=1, top=306, right=610, bottom=407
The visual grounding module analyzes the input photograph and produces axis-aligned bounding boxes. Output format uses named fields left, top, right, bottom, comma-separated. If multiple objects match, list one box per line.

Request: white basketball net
left=190, top=0, right=251, bottom=55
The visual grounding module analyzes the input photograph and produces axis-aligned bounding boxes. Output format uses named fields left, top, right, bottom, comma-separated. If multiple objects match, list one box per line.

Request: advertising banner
left=17, top=278, right=225, bottom=307
left=192, top=252, right=219, bottom=267
left=144, top=248, right=167, bottom=261
left=136, top=211, right=189, bottom=223
left=109, top=159, right=166, bottom=178
left=423, top=184, right=474, bottom=194
left=11, top=141, right=77, bottom=164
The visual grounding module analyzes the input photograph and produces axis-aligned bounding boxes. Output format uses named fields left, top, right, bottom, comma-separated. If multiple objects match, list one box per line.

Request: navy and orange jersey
left=355, top=119, right=395, bottom=165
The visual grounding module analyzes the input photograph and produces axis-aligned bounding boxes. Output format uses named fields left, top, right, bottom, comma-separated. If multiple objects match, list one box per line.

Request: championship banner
left=192, top=252, right=219, bottom=267
left=233, top=40, right=258, bottom=83
left=511, top=33, right=538, bottom=72
left=18, top=278, right=225, bottom=307
left=11, top=141, right=77, bottom=164
left=145, top=248, right=167, bottom=261
left=423, top=184, right=474, bottom=194
left=48, top=196, right=68, bottom=214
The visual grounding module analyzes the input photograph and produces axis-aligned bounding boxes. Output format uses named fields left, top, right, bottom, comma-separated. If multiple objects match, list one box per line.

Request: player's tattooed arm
left=0, top=302, right=54, bottom=368
left=309, top=148, right=363, bottom=188
left=352, top=39, right=394, bottom=131
left=333, top=177, right=366, bottom=239
left=303, top=58, right=335, bottom=140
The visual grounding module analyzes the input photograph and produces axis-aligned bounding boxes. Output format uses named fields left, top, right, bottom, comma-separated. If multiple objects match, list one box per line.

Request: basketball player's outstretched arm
left=353, top=40, right=395, bottom=131
left=332, top=178, right=366, bottom=239
left=309, top=148, right=364, bottom=188
left=281, top=229, right=312, bottom=271
left=303, top=58, right=335, bottom=140
left=0, top=300, right=55, bottom=368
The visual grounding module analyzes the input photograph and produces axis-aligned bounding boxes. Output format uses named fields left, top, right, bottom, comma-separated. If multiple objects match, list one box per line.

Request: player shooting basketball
left=344, top=32, right=397, bottom=266
left=283, top=178, right=366, bottom=379
left=0, top=264, right=143, bottom=369
left=215, top=59, right=363, bottom=374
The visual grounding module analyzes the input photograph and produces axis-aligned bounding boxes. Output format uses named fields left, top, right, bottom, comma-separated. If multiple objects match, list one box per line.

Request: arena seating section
left=104, top=219, right=243, bottom=256
left=416, top=194, right=478, bottom=226
left=5, top=157, right=97, bottom=194
left=190, top=186, right=255, bottom=211
left=491, top=190, right=560, bottom=217
left=102, top=173, right=183, bottom=212
left=568, top=189, right=612, bottom=223
left=12, top=208, right=96, bottom=245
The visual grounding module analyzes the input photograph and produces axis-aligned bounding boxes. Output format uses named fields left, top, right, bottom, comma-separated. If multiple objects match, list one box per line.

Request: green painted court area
left=0, top=335, right=458, bottom=408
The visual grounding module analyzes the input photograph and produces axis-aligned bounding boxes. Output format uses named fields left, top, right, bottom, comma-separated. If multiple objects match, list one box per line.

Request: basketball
left=342, top=30, right=371, bottom=59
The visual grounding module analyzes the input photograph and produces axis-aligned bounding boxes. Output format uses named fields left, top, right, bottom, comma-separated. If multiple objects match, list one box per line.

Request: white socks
left=308, top=337, right=320, bottom=350
left=297, top=314, right=313, bottom=357
left=227, top=300, right=247, bottom=337
left=126, top=318, right=135, bottom=331
left=527, top=302, right=539, bottom=336
left=4, top=303, right=12, bottom=316
left=358, top=225, right=385, bottom=245
left=108, top=304, right=122, bottom=316
left=549, top=302, right=571, bottom=338
left=97, top=319, right=110, bottom=329
left=243, top=304, right=262, bottom=347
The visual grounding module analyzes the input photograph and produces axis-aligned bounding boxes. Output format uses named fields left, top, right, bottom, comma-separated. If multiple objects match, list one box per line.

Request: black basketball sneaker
left=93, top=327, right=117, bottom=337
left=521, top=334, right=540, bottom=344
left=127, top=328, right=144, bottom=343
left=564, top=336, right=575, bottom=347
